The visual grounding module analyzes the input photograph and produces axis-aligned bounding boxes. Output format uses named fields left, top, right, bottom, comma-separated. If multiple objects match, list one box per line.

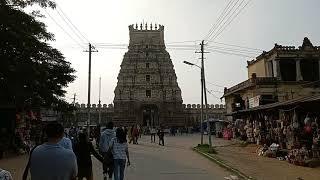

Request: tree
left=2, top=0, right=56, bottom=8
left=0, top=1, right=76, bottom=110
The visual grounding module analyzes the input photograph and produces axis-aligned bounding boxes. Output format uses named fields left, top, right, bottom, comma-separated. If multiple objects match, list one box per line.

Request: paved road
left=1, top=134, right=235, bottom=180
left=92, top=135, right=232, bottom=180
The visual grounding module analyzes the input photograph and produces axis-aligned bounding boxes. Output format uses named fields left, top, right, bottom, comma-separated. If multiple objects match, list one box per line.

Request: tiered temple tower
left=113, top=23, right=184, bottom=127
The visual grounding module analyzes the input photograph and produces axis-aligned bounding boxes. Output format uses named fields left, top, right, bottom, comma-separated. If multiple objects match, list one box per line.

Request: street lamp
left=183, top=61, right=201, bottom=68
left=183, top=60, right=204, bottom=145
left=183, top=59, right=212, bottom=147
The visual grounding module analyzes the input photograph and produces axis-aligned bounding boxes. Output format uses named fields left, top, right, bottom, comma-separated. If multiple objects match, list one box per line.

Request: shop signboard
left=249, top=95, right=260, bottom=108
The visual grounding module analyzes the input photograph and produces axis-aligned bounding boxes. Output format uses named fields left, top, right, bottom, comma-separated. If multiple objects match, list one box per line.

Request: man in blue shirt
left=58, top=135, right=73, bottom=150
left=30, top=122, right=77, bottom=180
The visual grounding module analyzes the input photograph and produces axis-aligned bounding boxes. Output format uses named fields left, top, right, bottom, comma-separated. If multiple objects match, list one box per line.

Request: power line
left=206, top=88, right=223, bottom=100
left=210, top=0, right=252, bottom=41
left=55, top=4, right=89, bottom=43
left=95, top=44, right=258, bottom=57
left=208, top=0, right=244, bottom=41
left=204, top=0, right=235, bottom=40
left=166, top=40, right=199, bottom=44
left=207, top=41, right=263, bottom=51
left=207, top=45, right=260, bottom=54
left=208, top=89, right=224, bottom=93
left=95, top=44, right=260, bottom=56
left=93, top=41, right=261, bottom=51
left=44, top=9, right=85, bottom=48
left=206, top=0, right=241, bottom=41
left=206, top=48, right=256, bottom=58
left=206, top=81, right=225, bottom=88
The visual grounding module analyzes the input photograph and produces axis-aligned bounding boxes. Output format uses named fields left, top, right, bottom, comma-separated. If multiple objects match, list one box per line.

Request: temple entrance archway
left=141, top=104, right=159, bottom=127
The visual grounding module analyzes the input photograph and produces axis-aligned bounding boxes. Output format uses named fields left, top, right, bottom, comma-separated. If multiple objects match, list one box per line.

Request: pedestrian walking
left=123, top=126, right=128, bottom=139
left=132, top=125, right=139, bottom=144
left=99, top=122, right=116, bottom=180
left=128, top=126, right=133, bottom=144
left=158, top=128, right=165, bottom=146
left=94, top=125, right=101, bottom=148
left=74, top=132, right=104, bottom=180
left=69, top=127, right=78, bottom=145
left=137, top=124, right=141, bottom=138
left=111, top=128, right=131, bottom=180
left=150, top=127, right=156, bottom=143
left=58, top=134, right=73, bottom=150
left=0, top=168, right=13, bottom=180
left=29, top=122, right=78, bottom=180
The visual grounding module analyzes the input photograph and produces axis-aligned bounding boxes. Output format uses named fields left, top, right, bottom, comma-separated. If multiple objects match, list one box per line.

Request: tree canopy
left=2, top=0, right=56, bottom=8
left=0, top=1, right=76, bottom=111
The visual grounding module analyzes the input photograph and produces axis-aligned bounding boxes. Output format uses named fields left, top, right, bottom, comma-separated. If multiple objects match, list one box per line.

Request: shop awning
left=227, top=94, right=320, bottom=115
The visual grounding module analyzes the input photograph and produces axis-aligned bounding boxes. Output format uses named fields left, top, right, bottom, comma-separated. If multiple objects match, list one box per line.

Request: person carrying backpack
left=111, top=128, right=131, bottom=180
left=99, top=122, right=116, bottom=179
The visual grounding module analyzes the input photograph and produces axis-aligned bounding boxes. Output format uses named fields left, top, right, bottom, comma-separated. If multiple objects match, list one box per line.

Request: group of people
left=127, top=125, right=140, bottom=144
left=21, top=121, right=130, bottom=180
left=149, top=127, right=165, bottom=146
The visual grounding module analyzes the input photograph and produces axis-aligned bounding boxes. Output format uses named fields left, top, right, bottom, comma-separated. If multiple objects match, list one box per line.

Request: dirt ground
left=215, top=143, right=320, bottom=180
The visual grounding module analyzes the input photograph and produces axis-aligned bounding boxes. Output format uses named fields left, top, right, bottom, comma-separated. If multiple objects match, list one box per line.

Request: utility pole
left=200, top=41, right=204, bottom=145
left=203, top=67, right=212, bottom=147
left=195, top=40, right=205, bottom=145
left=196, top=40, right=211, bottom=146
left=84, top=43, right=98, bottom=136
left=98, top=76, right=101, bottom=125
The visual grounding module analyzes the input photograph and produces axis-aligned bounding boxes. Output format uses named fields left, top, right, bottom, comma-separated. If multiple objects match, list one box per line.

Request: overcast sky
left=37, top=0, right=320, bottom=106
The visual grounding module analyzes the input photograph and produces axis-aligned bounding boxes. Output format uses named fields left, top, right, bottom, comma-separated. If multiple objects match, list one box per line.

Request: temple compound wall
left=73, top=103, right=226, bottom=127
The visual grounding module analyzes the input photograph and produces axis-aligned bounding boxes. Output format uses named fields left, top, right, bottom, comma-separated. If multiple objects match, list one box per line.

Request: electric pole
left=203, top=66, right=212, bottom=147
left=84, top=43, right=98, bottom=136
left=200, top=41, right=204, bottom=145
left=98, top=76, right=101, bottom=125
left=196, top=40, right=211, bottom=146
left=195, top=40, right=205, bottom=145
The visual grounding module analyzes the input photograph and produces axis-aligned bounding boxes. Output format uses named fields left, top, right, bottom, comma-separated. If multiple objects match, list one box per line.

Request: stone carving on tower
left=113, top=23, right=184, bottom=127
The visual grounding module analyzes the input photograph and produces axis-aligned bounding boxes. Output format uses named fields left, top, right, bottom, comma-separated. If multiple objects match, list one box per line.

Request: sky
left=34, top=0, right=320, bottom=106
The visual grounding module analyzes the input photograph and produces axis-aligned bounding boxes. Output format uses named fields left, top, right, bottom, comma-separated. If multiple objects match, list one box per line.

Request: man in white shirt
left=150, top=127, right=156, bottom=143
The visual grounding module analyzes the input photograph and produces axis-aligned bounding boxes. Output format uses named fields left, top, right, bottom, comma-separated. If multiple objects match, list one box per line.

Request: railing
left=224, top=77, right=278, bottom=94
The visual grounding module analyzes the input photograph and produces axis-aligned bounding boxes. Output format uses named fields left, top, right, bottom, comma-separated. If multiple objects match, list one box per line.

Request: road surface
left=1, top=134, right=235, bottom=180
left=92, top=134, right=232, bottom=180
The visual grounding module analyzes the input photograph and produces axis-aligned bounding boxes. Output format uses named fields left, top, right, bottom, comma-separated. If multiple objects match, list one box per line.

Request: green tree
left=0, top=0, right=76, bottom=111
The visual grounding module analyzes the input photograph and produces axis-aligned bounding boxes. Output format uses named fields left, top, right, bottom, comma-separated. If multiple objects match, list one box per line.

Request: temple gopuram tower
left=113, top=23, right=184, bottom=127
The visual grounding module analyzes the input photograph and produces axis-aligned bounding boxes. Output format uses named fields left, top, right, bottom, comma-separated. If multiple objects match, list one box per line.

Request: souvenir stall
left=231, top=95, right=320, bottom=167
left=14, top=110, right=43, bottom=153
left=284, top=109, right=320, bottom=167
